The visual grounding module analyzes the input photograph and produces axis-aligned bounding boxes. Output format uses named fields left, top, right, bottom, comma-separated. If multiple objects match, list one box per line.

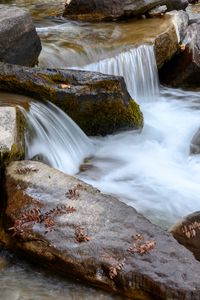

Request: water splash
left=80, top=45, right=159, bottom=103
left=79, top=88, right=200, bottom=227
left=20, top=101, right=93, bottom=175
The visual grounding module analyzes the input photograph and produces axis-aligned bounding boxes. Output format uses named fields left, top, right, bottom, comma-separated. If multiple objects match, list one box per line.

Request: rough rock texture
left=159, top=23, right=200, bottom=87
left=0, top=63, right=143, bottom=136
left=63, top=0, right=188, bottom=21
left=155, top=11, right=188, bottom=68
left=155, top=21, right=179, bottom=68
left=0, top=106, right=24, bottom=165
left=190, top=128, right=200, bottom=154
left=169, top=10, right=189, bottom=41
left=166, top=0, right=188, bottom=11
left=0, top=5, right=41, bottom=66
left=2, top=160, right=200, bottom=299
left=170, top=211, right=200, bottom=261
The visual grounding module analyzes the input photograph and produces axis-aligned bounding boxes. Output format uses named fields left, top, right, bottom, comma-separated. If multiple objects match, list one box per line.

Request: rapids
left=1, top=1, right=200, bottom=299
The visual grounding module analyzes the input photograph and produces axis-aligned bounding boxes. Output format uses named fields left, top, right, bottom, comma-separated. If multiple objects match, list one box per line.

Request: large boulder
left=0, top=63, right=143, bottom=136
left=0, top=106, right=25, bottom=165
left=170, top=211, right=200, bottom=261
left=63, top=0, right=188, bottom=21
left=0, top=5, right=41, bottom=66
left=2, top=160, right=200, bottom=299
left=190, top=128, right=200, bottom=154
left=159, top=23, right=200, bottom=87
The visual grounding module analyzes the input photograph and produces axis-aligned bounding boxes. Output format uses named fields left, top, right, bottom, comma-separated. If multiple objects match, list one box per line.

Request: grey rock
left=0, top=106, right=24, bottom=165
left=0, top=5, right=41, bottom=66
left=148, top=5, right=167, bottom=17
left=63, top=0, right=188, bottom=21
left=3, top=160, right=200, bottom=300
left=167, top=10, right=189, bottom=41
left=160, top=23, right=200, bottom=87
left=190, top=128, right=200, bottom=154
left=166, top=0, right=188, bottom=11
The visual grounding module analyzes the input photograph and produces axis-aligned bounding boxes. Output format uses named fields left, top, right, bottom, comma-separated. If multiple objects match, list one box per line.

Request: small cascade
left=20, top=101, right=94, bottom=175
left=81, top=45, right=159, bottom=102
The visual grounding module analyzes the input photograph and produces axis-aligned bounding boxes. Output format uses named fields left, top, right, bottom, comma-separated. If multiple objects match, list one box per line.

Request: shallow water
left=0, top=249, right=122, bottom=300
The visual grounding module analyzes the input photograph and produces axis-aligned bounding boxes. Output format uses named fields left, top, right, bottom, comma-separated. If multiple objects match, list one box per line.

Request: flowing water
left=1, top=1, right=200, bottom=299
left=21, top=101, right=93, bottom=175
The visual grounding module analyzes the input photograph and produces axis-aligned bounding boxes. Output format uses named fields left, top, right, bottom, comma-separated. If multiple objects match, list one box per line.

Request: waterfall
left=20, top=101, right=94, bottom=175
left=80, top=45, right=159, bottom=103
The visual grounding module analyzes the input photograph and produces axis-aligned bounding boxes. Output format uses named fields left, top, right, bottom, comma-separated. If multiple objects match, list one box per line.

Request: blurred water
left=21, top=101, right=93, bottom=175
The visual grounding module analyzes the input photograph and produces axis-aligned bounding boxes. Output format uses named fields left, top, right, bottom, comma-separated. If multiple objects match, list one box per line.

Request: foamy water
left=79, top=88, right=200, bottom=227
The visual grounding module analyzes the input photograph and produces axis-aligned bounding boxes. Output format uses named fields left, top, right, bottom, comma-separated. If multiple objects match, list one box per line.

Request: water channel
left=1, top=1, right=200, bottom=299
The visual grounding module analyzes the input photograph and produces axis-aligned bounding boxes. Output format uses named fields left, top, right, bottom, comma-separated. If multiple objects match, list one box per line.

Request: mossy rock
left=0, top=63, right=143, bottom=136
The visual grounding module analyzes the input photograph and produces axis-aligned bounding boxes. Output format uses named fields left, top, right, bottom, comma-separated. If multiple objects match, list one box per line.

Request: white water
left=20, top=101, right=93, bottom=175
left=80, top=88, right=200, bottom=227
left=75, top=46, right=200, bottom=227
left=77, top=45, right=159, bottom=103
left=21, top=45, right=200, bottom=227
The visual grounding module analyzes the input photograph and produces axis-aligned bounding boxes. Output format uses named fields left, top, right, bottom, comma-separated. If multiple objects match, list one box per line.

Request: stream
left=1, top=0, right=200, bottom=299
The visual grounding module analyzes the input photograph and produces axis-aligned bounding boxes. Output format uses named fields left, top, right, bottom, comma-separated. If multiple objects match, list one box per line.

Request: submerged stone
left=3, top=160, right=200, bottom=299
left=0, top=63, right=143, bottom=136
left=0, top=5, right=41, bottom=67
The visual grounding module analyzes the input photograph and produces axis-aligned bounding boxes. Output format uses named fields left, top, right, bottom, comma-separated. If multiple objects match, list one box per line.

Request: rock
left=188, top=0, right=198, bottom=4
left=190, top=128, right=200, bottom=154
left=0, top=106, right=25, bottom=165
left=159, top=23, right=200, bottom=87
left=154, top=21, right=179, bottom=68
left=147, top=5, right=167, bottom=18
left=0, top=5, right=41, bottom=66
left=0, top=63, right=143, bottom=136
left=168, top=10, right=189, bottom=41
left=166, top=0, right=188, bottom=11
left=170, top=211, right=200, bottom=261
left=63, top=0, right=188, bottom=22
left=3, top=160, right=200, bottom=299
left=154, top=10, right=188, bottom=68
left=186, top=2, right=200, bottom=24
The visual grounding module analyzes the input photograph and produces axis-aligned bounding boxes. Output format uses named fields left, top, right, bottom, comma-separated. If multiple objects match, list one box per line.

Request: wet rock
left=63, top=0, right=188, bottom=22
left=188, top=0, right=198, bottom=4
left=154, top=21, right=179, bottom=68
left=0, top=106, right=25, bottom=165
left=166, top=0, right=188, bottom=11
left=190, top=128, right=200, bottom=154
left=0, top=63, right=143, bottom=136
left=155, top=10, right=188, bottom=68
left=0, top=5, right=41, bottom=66
left=159, top=23, right=200, bottom=87
left=170, top=211, right=200, bottom=261
left=3, top=160, right=200, bottom=299
left=147, top=5, right=167, bottom=18
left=168, top=10, right=189, bottom=41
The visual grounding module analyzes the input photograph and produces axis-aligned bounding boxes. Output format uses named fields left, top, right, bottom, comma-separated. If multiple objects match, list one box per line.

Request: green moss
left=69, top=98, right=143, bottom=136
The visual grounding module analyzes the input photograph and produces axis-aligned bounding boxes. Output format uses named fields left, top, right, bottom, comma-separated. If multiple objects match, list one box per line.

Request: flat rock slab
left=0, top=106, right=24, bottom=164
left=0, top=5, right=41, bottom=66
left=3, top=160, right=200, bottom=299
